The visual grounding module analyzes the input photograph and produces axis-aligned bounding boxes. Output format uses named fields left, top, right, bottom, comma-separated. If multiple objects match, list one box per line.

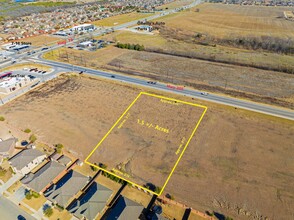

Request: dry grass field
left=0, top=74, right=293, bottom=219
left=44, top=46, right=294, bottom=108
left=91, top=12, right=152, bottom=27
left=157, top=0, right=194, bottom=9
left=87, top=92, right=206, bottom=189
left=98, top=30, right=294, bottom=72
left=12, top=35, right=60, bottom=47
left=155, top=3, right=294, bottom=38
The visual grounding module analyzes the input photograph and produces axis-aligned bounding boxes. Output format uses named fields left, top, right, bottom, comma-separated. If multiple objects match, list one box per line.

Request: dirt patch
left=0, top=74, right=293, bottom=219
left=88, top=92, right=206, bottom=190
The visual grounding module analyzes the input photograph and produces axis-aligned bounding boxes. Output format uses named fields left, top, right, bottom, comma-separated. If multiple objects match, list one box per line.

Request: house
left=106, top=196, right=144, bottom=220
left=9, top=148, right=47, bottom=175
left=43, top=169, right=89, bottom=208
left=57, top=155, right=72, bottom=167
left=68, top=182, right=113, bottom=220
left=21, top=160, right=65, bottom=193
left=0, top=138, right=17, bottom=158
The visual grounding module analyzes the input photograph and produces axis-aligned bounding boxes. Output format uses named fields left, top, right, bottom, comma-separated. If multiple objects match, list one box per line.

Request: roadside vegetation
left=116, top=43, right=144, bottom=51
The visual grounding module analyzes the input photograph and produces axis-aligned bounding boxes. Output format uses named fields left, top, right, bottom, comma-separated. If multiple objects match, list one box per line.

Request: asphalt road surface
left=30, top=58, right=294, bottom=121
left=0, top=195, right=35, bottom=220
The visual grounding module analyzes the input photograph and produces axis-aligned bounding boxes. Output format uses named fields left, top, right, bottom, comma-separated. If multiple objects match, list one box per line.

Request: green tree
left=43, top=206, right=53, bottom=217
left=29, top=134, right=37, bottom=143
left=0, top=116, right=5, bottom=121
left=55, top=144, right=64, bottom=153
left=23, top=128, right=31, bottom=133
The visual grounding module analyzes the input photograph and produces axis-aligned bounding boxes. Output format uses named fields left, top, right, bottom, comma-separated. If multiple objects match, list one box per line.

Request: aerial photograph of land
left=0, top=0, right=293, bottom=220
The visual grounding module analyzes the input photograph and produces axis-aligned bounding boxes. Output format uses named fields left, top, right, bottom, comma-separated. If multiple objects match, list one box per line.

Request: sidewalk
left=0, top=172, right=23, bottom=195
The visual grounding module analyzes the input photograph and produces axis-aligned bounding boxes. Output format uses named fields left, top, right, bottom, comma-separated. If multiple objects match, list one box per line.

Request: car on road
left=201, top=92, right=208, bottom=96
left=42, top=71, right=46, bottom=74
left=147, top=81, right=157, bottom=84
left=111, top=75, right=115, bottom=78
left=17, top=215, right=26, bottom=220
left=41, top=47, right=49, bottom=51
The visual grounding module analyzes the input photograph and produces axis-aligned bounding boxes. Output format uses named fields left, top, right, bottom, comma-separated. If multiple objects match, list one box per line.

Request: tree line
left=116, top=43, right=145, bottom=51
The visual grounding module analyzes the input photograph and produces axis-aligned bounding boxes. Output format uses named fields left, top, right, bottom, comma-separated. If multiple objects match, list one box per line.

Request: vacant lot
left=155, top=3, right=294, bottom=38
left=12, top=35, right=60, bottom=47
left=0, top=74, right=293, bottom=219
left=91, top=12, right=152, bottom=27
left=44, top=46, right=294, bottom=108
left=87, top=92, right=206, bottom=190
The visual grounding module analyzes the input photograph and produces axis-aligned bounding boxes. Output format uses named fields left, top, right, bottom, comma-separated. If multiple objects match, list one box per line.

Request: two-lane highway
left=29, top=57, right=294, bottom=121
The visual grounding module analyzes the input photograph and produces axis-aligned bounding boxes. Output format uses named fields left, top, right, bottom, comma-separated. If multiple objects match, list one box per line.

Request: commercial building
left=0, top=76, right=32, bottom=93
left=69, top=24, right=95, bottom=33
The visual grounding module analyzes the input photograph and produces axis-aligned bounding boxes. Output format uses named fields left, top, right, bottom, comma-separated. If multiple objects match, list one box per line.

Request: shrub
left=31, top=191, right=40, bottom=198
left=25, top=191, right=32, bottom=200
left=43, top=206, right=53, bottom=217
left=90, top=165, right=98, bottom=171
left=55, top=143, right=64, bottom=153
left=155, top=186, right=162, bottom=194
left=23, top=128, right=31, bottom=133
left=0, top=167, right=7, bottom=176
left=0, top=116, right=5, bottom=121
left=29, top=134, right=37, bottom=143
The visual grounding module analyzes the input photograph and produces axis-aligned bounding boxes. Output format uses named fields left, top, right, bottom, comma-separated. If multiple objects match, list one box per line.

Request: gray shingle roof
left=68, top=182, right=113, bottom=220
left=21, top=160, right=65, bottom=192
left=9, top=148, right=45, bottom=170
left=44, top=170, right=88, bottom=207
left=0, top=138, right=16, bottom=154
left=58, top=155, right=72, bottom=166
left=106, top=196, right=144, bottom=220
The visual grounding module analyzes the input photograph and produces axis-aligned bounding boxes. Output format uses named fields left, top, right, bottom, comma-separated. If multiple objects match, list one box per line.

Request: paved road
left=0, top=195, right=35, bottom=220
left=30, top=58, right=294, bottom=121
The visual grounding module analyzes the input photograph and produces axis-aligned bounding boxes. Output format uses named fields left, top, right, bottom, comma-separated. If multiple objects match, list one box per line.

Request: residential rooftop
left=106, top=195, right=144, bottom=220
left=21, top=160, right=65, bottom=192
left=68, top=182, right=113, bottom=220
left=9, top=148, right=45, bottom=170
left=44, top=169, right=89, bottom=207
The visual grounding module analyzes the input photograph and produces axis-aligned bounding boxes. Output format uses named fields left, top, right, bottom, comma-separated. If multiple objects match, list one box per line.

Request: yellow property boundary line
left=85, top=91, right=207, bottom=196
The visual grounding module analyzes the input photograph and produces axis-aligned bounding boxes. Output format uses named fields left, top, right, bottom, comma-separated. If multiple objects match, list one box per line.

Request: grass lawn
left=23, top=194, right=47, bottom=211
left=121, top=185, right=152, bottom=207
left=73, top=164, right=98, bottom=177
left=92, top=12, right=152, bottom=27
left=7, top=181, right=22, bottom=194
left=96, top=174, right=122, bottom=193
left=0, top=160, right=13, bottom=183
left=49, top=207, right=72, bottom=220
left=0, top=63, right=52, bottom=72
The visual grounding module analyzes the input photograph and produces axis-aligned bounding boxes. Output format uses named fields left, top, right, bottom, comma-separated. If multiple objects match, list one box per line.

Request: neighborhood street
left=0, top=195, right=35, bottom=220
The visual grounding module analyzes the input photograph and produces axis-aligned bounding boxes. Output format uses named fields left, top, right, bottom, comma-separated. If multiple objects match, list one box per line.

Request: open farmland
left=0, top=74, right=293, bottom=219
left=155, top=3, right=294, bottom=38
